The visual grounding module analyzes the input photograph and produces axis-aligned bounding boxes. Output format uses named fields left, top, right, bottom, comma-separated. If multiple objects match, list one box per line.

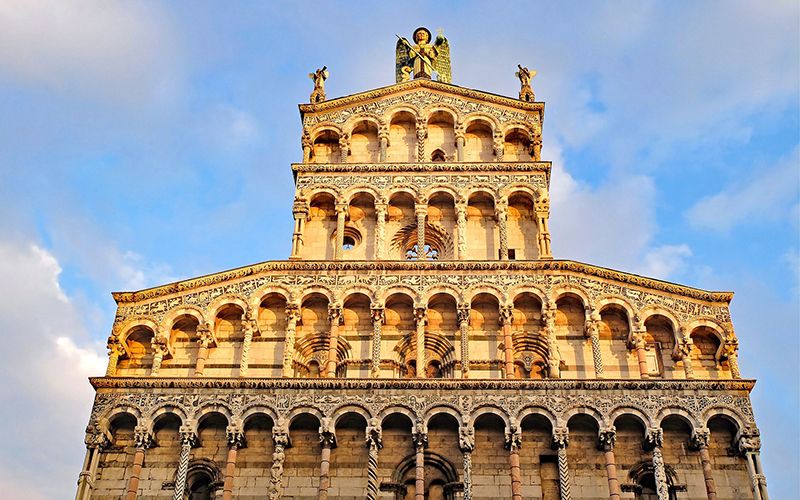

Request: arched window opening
left=426, top=360, right=443, bottom=378
left=308, top=360, right=321, bottom=378
left=312, top=130, right=341, bottom=163
left=431, top=149, right=446, bottom=162
left=184, top=459, right=221, bottom=500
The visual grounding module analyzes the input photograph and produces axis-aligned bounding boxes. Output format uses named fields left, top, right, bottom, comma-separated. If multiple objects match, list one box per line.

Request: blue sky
left=0, top=1, right=797, bottom=498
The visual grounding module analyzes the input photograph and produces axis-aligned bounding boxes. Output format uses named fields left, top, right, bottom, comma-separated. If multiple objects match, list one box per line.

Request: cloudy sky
left=0, top=1, right=797, bottom=498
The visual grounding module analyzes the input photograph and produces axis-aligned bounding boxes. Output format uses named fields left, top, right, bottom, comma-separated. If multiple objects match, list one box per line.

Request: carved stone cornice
left=111, top=259, right=734, bottom=304
left=292, top=161, right=551, bottom=175
left=90, top=376, right=756, bottom=392
left=298, top=79, right=544, bottom=114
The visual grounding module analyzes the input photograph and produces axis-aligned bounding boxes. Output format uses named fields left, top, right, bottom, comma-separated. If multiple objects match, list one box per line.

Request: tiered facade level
left=77, top=31, right=768, bottom=500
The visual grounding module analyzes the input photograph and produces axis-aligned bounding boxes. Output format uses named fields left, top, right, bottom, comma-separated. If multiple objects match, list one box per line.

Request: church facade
left=75, top=29, right=768, bottom=500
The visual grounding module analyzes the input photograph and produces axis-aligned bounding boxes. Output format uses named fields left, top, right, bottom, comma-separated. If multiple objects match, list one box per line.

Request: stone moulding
left=111, top=259, right=734, bottom=304
left=90, top=377, right=755, bottom=392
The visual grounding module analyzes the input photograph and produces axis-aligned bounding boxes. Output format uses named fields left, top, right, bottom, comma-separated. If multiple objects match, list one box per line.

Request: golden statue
left=515, top=64, right=536, bottom=102
left=309, top=66, right=329, bottom=104
left=396, top=27, right=451, bottom=84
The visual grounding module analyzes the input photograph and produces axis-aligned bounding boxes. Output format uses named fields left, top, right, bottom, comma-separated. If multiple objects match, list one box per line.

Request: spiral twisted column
left=553, top=427, right=571, bottom=500
left=239, top=308, right=257, bottom=376
left=172, top=426, right=198, bottom=500
left=496, top=203, right=509, bottom=261
left=415, top=204, right=427, bottom=260
left=365, top=422, right=383, bottom=500
left=375, top=202, right=387, bottom=259
left=585, top=309, right=604, bottom=378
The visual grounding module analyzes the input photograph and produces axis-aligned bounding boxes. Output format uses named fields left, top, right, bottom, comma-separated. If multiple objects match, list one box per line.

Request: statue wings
left=433, top=34, right=451, bottom=84
left=395, top=38, right=412, bottom=83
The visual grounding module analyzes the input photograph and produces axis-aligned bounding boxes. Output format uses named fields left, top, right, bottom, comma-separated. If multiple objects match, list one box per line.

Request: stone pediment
left=299, top=79, right=543, bottom=131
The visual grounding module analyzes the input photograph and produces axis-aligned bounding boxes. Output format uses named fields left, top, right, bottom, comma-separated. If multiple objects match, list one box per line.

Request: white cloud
left=0, top=241, right=105, bottom=499
left=686, top=146, right=799, bottom=232
left=0, top=0, right=178, bottom=101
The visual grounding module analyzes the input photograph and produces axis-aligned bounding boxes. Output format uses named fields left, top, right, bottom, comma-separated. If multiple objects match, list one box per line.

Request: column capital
left=328, top=303, right=343, bottom=323
left=371, top=305, right=385, bottom=324
left=133, top=426, right=153, bottom=450
left=226, top=425, right=245, bottom=449
left=285, top=303, right=301, bottom=321
left=738, top=426, right=761, bottom=453
left=335, top=201, right=349, bottom=214
left=499, top=304, right=514, bottom=325
left=179, top=425, right=199, bottom=447
left=413, top=431, right=428, bottom=449
left=690, top=427, right=710, bottom=450
left=414, top=203, right=428, bottom=216
left=84, top=423, right=112, bottom=449
left=598, top=426, right=616, bottom=450
left=151, top=336, right=170, bottom=355
left=505, top=425, right=522, bottom=451
left=457, top=303, right=471, bottom=324
left=366, top=419, right=383, bottom=449
left=414, top=305, right=427, bottom=324
left=196, top=323, right=215, bottom=348
left=272, top=418, right=290, bottom=446
left=107, top=335, right=124, bottom=355
left=645, top=427, right=664, bottom=449
left=458, top=426, right=475, bottom=453
left=551, top=427, right=569, bottom=450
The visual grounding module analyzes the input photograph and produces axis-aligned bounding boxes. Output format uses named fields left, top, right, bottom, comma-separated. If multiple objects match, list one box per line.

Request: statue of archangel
left=396, top=27, right=451, bottom=84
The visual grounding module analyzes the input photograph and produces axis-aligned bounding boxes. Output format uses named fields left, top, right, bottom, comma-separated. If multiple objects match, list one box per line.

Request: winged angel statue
left=396, top=27, right=451, bottom=84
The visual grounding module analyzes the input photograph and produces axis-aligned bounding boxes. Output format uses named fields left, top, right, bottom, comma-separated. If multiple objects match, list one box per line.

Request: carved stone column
left=455, top=127, right=465, bottom=162
left=339, top=134, right=350, bottom=163
left=690, top=428, right=716, bottom=500
left=282, top=304, right=300, bottom=377
left=150, top=336, right=168, bottom=376
left=413, top=431, right=427, bottom=500
left=543, top=302, right=561, bottom=378
left=173, top=426, right=198, bottom=500
left=500, top=304, right=515, bottom=378
left=378, top=126, right=389, bottom=162
left=456, top=201, right=468, bottom=260
left=370, top=305, right=385, bottom=378
left=585, top=309, right=604, bottom=378
left=493, top=133, right=504, bottom=162
left=552, top=427, right=571, bottom=500
left=302, top=130, right=312, bottom=163
left=125, top=426, right=153, bottom=500
left=496, top=202, right=509, bottom=260
left=375, top=202, right=387, bottom=260
left=366, top=421, right=383, bottom=500
left=739, top=427, right=768, bottom=500
left=334, top=202, right=348, bottom=260
left=675, top=326, right=694, bottom=379
left=631, top=323, right=649, bottom=379
left=326, top=304, right=342, bottom=378
left=269, top=423, right=289, bottom=500
left=415, top=203, right=427, bottom=260
left=318, top=428, right=336, bottom=500
left=646, top=428, right=668, bottom=500
left=458, top=303, right=471, bottom=378
left=194, top=324, right=213, bottom=376
left=415, top=305, right=427, bottom=378
left=598, top=427, right=619, bottom=500
left=534, top=191, right=552, bottom=259
left=239, top=307, right=257, bottom=376
left=506, top=423, right=522, bottom=500
left=416, top=122, right=427, bottom=163
left=106, top=336, right=123, bottom=376
left=723, top=339, right=742, bottom=379
left=459, top=425, right=474, bottom=500
left=75, top=428, right=110, bottom=500
left=290, top=200, right=309, bottom=260
left=221, top=426, right=245, bottom=500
